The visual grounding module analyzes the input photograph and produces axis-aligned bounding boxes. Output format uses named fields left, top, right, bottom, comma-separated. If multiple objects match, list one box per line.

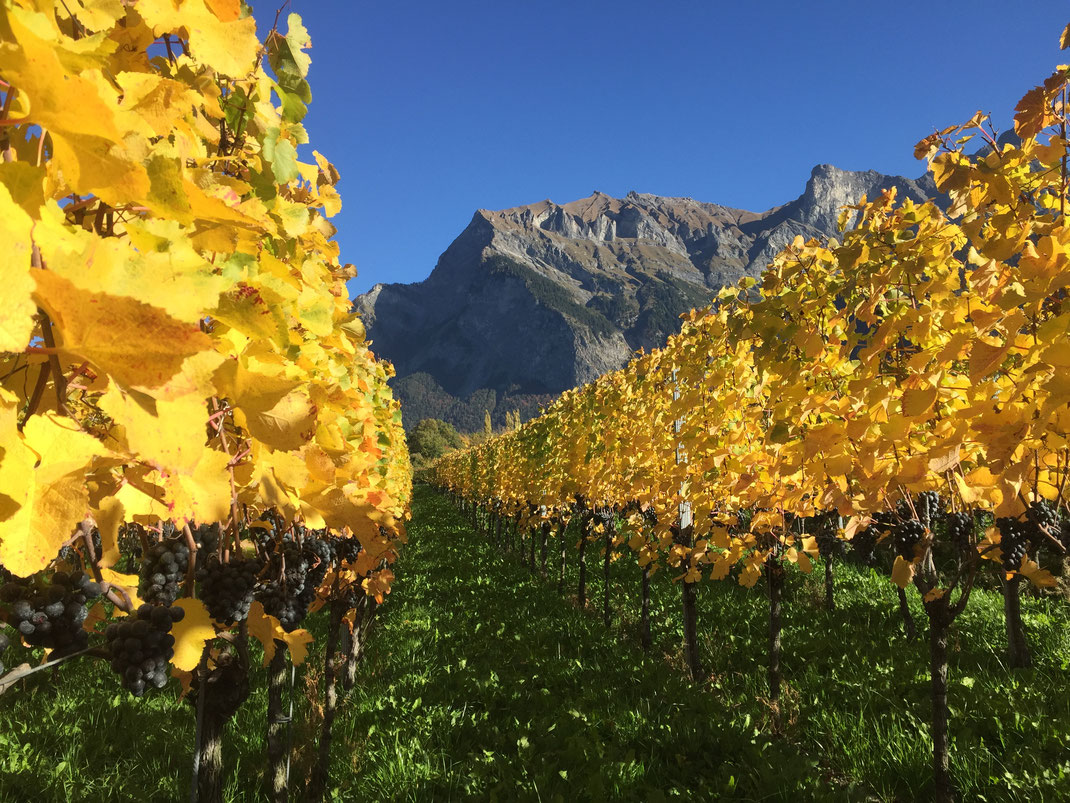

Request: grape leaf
left=247, top=600, right=314, bottom=666
left=99, top=386, right=210, bottom=475
left=0, top=184, right=36, bottom=353
left=172, top=598, right=216, bottom=672
left=0, top=412, right=108, bottom=577
left=32, top=270, right=212, bottom=388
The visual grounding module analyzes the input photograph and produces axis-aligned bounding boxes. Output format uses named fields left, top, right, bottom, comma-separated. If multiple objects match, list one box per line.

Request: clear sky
left=274, top=1, right=1068, bottom=299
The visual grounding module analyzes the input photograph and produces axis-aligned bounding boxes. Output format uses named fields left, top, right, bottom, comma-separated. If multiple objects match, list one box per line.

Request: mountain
left=355, top=164, right=937, bottom=431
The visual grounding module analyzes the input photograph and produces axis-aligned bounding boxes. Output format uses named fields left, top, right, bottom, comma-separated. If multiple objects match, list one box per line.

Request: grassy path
left=336, top=485, right=819, bottom=801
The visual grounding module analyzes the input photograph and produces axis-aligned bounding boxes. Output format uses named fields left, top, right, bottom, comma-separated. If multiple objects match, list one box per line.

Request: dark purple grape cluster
left=996, top=516, right=1031, bottom=572
left=1027, top=500, right=1060, bottom=543
left=0, top=629, right=9, bottom=674
left=105, top=603, right=184, bottom=697
left=945, top=511, right=974, bottom=556
left=850, top=511, right=893, bottom=565
left=192, top=522, right=221, bottom=556
left=138, top=536, right=191, bottom=606
left=0, top=571, right=101, bottom=656
left=812, top=512, right=844, bottom=559
left=304, top=533, right=334, bottom=570
left=57, top=528, right=103, bottom=570
left=256, top=536, right=329, bottom=632
left=893, top=519, right=927, bottom=560
left=197, top=555, right=262, bottom=625
left=256, top=579, right=311, bottom=632
left=335, top=536, right=362, bottom=565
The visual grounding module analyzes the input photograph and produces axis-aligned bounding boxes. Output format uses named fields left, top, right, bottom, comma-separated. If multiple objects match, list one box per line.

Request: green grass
left=1, top=485, right=1068, bottom=801
left=548, top=509, right=1070, bottom=802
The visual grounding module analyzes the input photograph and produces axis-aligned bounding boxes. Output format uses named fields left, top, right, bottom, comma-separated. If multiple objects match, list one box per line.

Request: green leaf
left=267, top=12, right=312, bottom=80
left=262, top=127, right=299, bottom=184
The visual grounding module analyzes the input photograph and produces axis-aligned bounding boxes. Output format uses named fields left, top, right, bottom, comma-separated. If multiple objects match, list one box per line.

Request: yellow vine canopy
left=0, top=0, right=411, bottom=586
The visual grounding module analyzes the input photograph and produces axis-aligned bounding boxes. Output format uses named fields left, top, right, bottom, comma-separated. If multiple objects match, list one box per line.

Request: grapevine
left=0, top=1, right=412, bottom=800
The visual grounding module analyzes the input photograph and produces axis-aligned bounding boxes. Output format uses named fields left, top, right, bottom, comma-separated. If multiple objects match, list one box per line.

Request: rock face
left=356, top=164, right=936, bottom=430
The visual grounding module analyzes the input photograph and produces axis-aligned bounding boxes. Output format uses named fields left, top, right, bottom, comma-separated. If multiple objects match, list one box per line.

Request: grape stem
left=79, top=519, right=104, bottom=584
left=182, top=523, right=199, bottom=597
left=101, top=581, right=134, bottom=613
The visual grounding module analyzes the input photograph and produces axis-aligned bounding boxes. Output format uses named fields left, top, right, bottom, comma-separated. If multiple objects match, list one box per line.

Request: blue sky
left=275, top=1, right=1068, bottom=298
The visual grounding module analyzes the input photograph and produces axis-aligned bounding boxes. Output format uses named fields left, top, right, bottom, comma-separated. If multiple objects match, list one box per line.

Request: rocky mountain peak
left=356, top=164, right=937, bottom=431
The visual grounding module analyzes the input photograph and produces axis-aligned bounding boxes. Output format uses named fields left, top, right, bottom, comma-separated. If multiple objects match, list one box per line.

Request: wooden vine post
left=674, top=370, right=702, bottom=681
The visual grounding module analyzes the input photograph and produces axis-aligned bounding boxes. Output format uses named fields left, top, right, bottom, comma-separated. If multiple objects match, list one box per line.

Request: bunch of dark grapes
left=945, top=511, right=974, bottom=556
left=848, top=511, right=892, bottom=566
left=0, top=629, right=9, bottom=674
left=305, top=532, right=334, bottom=569
left=117, top=523, right=143, bottom=563
left=256, top=581, right=308, bottom=631
left=254, top=510, right=284, bottom=543
left=138, top=537, right=191, bottom=606
left=0, top=571, right=101, bottom=656
left=1027, top=500, right=1060, bottom=544
left=893, top=519, right=927, bottom=560
left=57, top=528, right=103, bottom=570
left=996, top=516, right=1031, bottom=572
left=257, top=539, right=322, bottom=632
left=105, top=603, right=184, bottom=697
left=192, top=522, right=221, bottom=556
left=300, top=536, right=332, bottom=608
left=335, top=536, right=362, bottom=565
left=197, top=555, right=262, bottom=625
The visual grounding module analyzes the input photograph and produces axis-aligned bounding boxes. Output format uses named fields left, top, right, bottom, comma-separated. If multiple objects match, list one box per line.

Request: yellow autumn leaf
left=0, top=183, right=36, bottom=352
left=84, top=600, right=109, bottom=633
left=213, top=359, right=301, bottom=416
left=92, top=495, right=124, bottom=568
left=32, top=270, right=212, bottom=388
left=115, top=72, right=197, bottom=139
left=99, top=386, right=209, bottom=475
left=245, top=390, right=317, bottom=452
left=890, top=556, right=916, bottom=589
left=172, top=597, right=216, bottom=672
left=969, top=338, right=1010, bottom=382
left=0, top=160, right=46, bottom=215
left=35, top=207, right=227, bottom=324
left=112, top=473, right=171, bottom=523
left=247, top=600, right=314, bottom=666
left=1018, top=557, right=1058, bottom=588
left=160, top=448, right=233, bottom=523
left=901, top=386, right=937, bottom=417
left=0, top=412, right=108, bottom=577
left=927, top=445, right=961, bottom=475
left=137, top=0, right=259, bottom=78
left=738, top=562, right=763, bottom=588
left=0, top=7, right=122, bottom=142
